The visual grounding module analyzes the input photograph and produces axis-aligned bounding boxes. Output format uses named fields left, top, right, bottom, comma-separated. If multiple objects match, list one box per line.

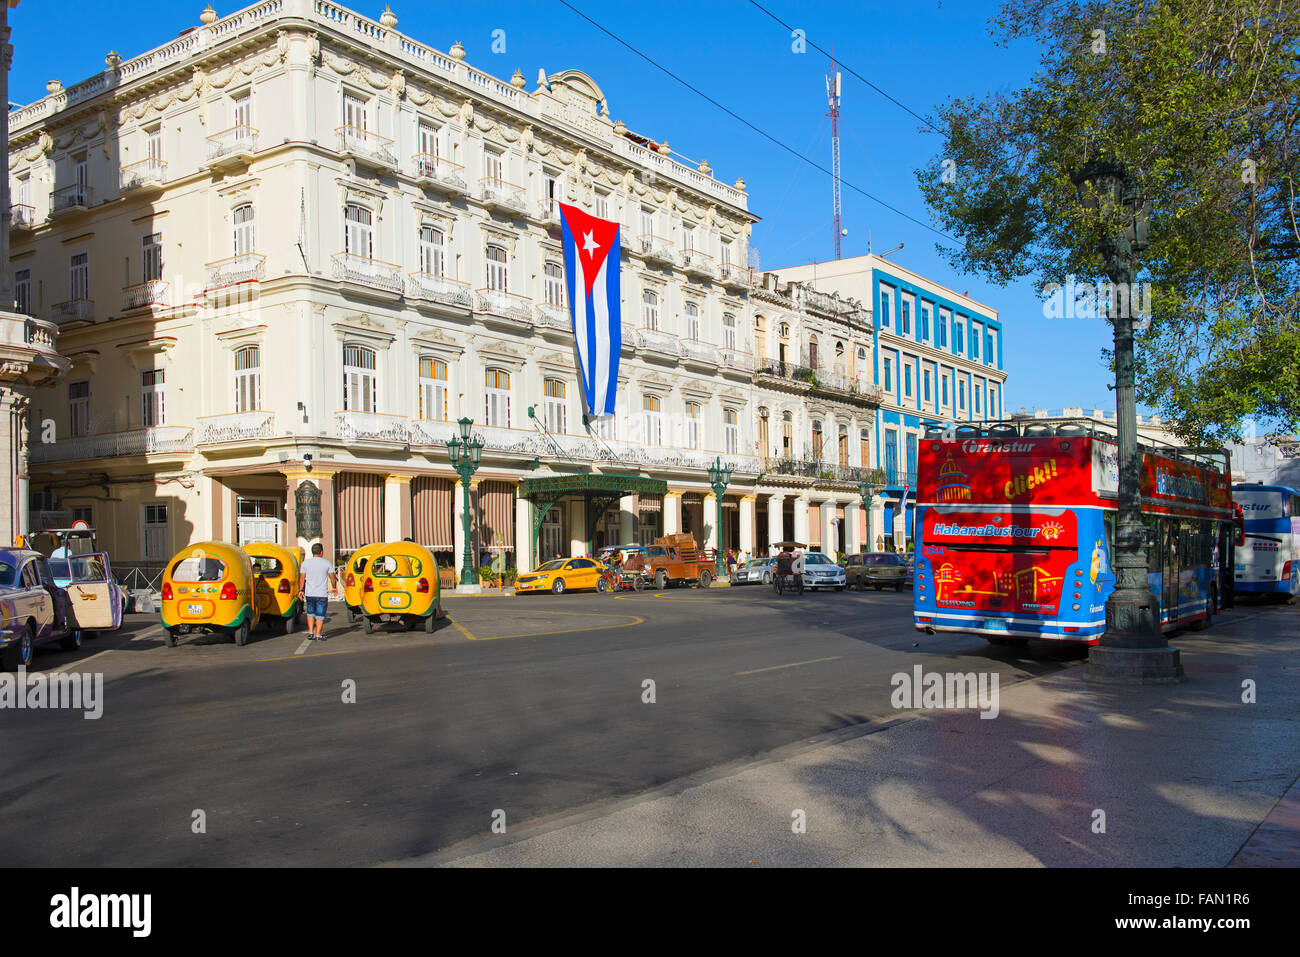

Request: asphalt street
left=1, top=583, right=1122, bottom=865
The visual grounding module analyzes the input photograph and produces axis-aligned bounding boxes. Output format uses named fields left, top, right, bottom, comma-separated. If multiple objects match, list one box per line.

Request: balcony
left=121, top=280, right=170, bottom=311
left=720, top=347, right=756, bottom=373
left=119, top=158, right=167, bottom=194
left=411, top=153, right=468, bottom=196
left=50, top=299, right=94, bottom=325
left=478, top=177, right=527, bottom=215
left=205, top=253, right=267, bottom=290
left=50, top=185, right=92, bottom=217
left=196, top=411, right=276, bottom=446
left=474, top=288, right=535, bottom=325
left=407, top=272, right=472, bottom=309
left=331, top=252, right=403, bottom=295
left=334, top=410, right=409, bottom=444
left=637, top=326, right=680, bottom=359
left=638, top=234, right=678, bottom=267
left=29, top=426, right=195, bottom=464
left=534, top=304, right=572, bottom=333
left=0, top=314, right=64, bottom=386
left=680, top=338, right=720, bottom=367
left=680, top=249, right=716, bottom=280
left=336, top=125, right=397, bottom=170
left=534, top=197, right=561, bottom=225
left=10, top=204, right=35, bottom=230
left=206, top=125, right=259, bottom=169
left=717, top=260, right=750, bottom=289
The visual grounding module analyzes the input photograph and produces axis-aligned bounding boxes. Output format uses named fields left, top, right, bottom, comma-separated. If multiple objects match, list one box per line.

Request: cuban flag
left=559, top=202, right=622, bottom=415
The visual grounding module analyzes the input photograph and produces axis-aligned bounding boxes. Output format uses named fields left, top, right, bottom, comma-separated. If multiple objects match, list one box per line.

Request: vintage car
left=0, top=548, right=80, bottom=669
left=243, top=542, right=304, bottom=633
left=48, top=552, right=124, bottom=639
left=342, top=543, right=383, bottom=624
left=514, top=557, right=610, bottom=595
left=160, top=542, right=262, bottom=647
left=846, top=552, right=908, bottom=591
left=358, top=541, right=441, bottom=633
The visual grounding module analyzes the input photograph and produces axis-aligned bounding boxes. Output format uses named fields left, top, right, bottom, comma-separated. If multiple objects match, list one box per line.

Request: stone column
left=793, top=496, right=809, bottom=546
left=739, top=494, right=756, bottom=558
left=384, top=473, right=413, bottom=542
left=453, top=477, right=468, bottom=572
left=515, top=493, right=532, bottom=573
left=316, top=470, right=336, bottom=561
left=620, top=494, right=636, bottom=545
left=703, top=493, right=718, bottom=557
left=844, top=502, right=861, bottom=554
left=663, top=490, right=682, bottom=535
left=823, top=500, right=839, bottom=556
left=766, top=493, right=784, bottom=554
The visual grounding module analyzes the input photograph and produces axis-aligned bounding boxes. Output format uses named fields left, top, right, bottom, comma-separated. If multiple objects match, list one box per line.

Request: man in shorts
left=298, top=542, right=338, bottom=641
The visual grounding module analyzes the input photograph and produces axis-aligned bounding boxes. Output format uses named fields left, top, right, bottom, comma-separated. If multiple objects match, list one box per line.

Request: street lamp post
left=858, top=474, right=879, bottom=553
left=447, top=416, right=484, bottom=588
left=1073, top=161, right=1180, bottom=683
left=707, top=456, right=732, bottom=579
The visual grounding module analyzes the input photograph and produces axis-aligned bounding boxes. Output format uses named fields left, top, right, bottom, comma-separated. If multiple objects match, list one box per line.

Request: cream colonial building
left=7, top=0, right=902, bottom=574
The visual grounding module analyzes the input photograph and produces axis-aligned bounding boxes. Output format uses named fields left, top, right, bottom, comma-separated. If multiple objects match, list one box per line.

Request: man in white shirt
left=298, top=542, right=338, bottom=641
left=791, top=548, right=806, bottom=595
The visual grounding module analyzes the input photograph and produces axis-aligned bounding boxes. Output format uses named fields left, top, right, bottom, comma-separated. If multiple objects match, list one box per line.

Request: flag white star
left=582, top=230, right=599, bottom=258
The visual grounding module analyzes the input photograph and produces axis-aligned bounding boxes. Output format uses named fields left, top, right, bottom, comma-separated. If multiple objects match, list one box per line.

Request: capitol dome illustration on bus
left=936, top=455, right=973, bottom=502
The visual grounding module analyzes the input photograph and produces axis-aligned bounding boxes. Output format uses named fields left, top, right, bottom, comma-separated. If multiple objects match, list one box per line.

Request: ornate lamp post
left=447, top=416, right=484, bottom=587
left=858, top=473, right=880, bottom=553
left=1072, top=161, right=1177, bottom=683
left=707, top=456, right=732, bottom=579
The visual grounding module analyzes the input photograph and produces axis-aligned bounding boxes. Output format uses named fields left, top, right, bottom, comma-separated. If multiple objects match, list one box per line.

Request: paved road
left=0, top=584, right=1103, bottom=865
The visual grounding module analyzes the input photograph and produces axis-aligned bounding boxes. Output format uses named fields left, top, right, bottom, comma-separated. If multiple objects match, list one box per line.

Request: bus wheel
left=986, top=637, right=1009, bottom=646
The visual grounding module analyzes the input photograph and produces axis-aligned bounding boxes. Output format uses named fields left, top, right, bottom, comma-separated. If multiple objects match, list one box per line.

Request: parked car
left=799, top=551, right=846, bottom=591
left=0, top=548, right=81, bottom=669
left=358, top=541, right=441, bottom=633
left=160, top=541, right=262, bottom=647
left=846, top=552, right=908, bottom=591
left=904, top=554, right=916, bottom=589
left=515, top=557, right=610, bottom=595
left=244, top=542, right=305, bottom=634
left=49, top=551, right=124, bottom=640
left=731, top=558, right=772, bottom=585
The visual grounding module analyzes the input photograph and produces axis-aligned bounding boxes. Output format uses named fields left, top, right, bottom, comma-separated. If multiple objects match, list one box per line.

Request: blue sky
left=9, top=0, right=1142, bottom=416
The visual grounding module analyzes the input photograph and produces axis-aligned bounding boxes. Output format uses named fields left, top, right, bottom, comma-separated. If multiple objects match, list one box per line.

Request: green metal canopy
left=519, top=473, right=669, bottom=560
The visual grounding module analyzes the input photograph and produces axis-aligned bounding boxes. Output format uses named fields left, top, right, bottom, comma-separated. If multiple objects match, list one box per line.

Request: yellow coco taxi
left=342, top=542, right=383, bottom=625
left=243, top=541, right=304, bottom=634
left=514, top=557, right=610, bottom=595
left=359, top=541, right=441, bottom=634
left=161, top=542, right=262, bottom=647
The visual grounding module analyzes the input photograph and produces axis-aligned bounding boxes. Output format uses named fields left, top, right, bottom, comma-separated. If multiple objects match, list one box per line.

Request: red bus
left=913, top=423, right=1233, bottom=644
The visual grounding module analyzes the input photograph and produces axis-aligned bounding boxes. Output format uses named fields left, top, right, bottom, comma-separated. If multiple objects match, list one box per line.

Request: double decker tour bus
left=1233, top=484, right=1300, bottom=597
left=913, top=422, right=1233, bottom=643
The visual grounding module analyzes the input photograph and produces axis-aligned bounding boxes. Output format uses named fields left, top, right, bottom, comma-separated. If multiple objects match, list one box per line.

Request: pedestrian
left=725, top=549, right=737, bottom=578
left=298, top=542, right=338, bottom=642
left=791, top=547, right=806, bottom=595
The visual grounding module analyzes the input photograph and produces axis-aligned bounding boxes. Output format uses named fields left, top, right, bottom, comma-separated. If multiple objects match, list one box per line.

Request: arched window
left=684, top=301, right=699, bottom=340
left=418, top=225, right=445, bottom=276
left=343, top=343, right=377, bottom=412
left=543, top=262, right=565, bottom=307
left=835, top=340, right=845, bottom=362
left=344, top=204, right=373, bottom=258
left=685, top=402, right=701, bottom=449
left=857, top=346, right=868, bottom=386
left=543, top=378, right=566, bottom=434
left=232, top=204, right=255, bottom=257
left=484, top=368, right=511, bottom=427
left=782, top=411, right=793, bottom=458
left=642, top=289, right=659, bottom=330
left=485, top=244, right=508, bottom=292
left=724, top=408, right=739, bottom=454
left=838, top=424, right=849, bottom=466
left=812, top=419, right=824, bottom=460
left=642, top=394, right=662, bottom=446
left=808, top=334, right=820, bottom=371
left=754, top=315, right=767, bottom=362
left=418, top=356, right=448, bottom=420
left=722, top=313, right=737, bottom=351
left=778, top=322, right=790, bottom=364
left=234, top=345, right=260, bottom=413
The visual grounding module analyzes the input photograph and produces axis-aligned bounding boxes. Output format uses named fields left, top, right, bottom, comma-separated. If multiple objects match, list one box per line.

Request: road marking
left=449, top=618, right=478, bottom=642
left=293, top=637, right=314, bottom=656
left=735, top=656, right=842, bottom=676
left=258, top=649, right=361, bottom=663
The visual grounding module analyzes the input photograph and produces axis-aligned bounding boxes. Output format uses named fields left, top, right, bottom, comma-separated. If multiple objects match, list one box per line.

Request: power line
left=552, top=0, right=955, bottom=243
left=747, top=0, right=943, bottom=135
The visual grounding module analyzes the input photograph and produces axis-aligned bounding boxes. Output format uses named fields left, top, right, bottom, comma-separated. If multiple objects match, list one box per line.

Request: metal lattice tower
left=826, top=60, right=842, bottom=259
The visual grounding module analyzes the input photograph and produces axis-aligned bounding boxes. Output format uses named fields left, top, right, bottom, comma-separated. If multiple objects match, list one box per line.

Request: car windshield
left=744, top=559, right=767, bottom=568
left=67, top=556, right=107, bottom=582
left=804, top=554, right=833, bottom=564
left=0, top=562, right=16, bottom=587
left=171, top=555, right=227, bottom=582
left=865, top=554, right=904, bottom=565
left=49, top=559, right=71, bottom=579
left=535, top=560, right=566, bottom=572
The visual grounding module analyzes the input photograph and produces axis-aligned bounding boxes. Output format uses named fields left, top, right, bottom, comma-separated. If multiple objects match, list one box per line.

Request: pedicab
left=243, top=541, right=304, bottom=634
left=342, top=542, right=383, bottom=625
left=358, top=541, right=441, bottom=633
left=770, top=541, right=806, bottom=596
left=160, top=542, right=261, bottom=646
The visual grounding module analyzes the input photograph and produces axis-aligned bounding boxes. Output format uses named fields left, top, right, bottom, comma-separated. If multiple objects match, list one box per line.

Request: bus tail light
left=278, top=579, right=292, bottom=594
left=363, top=577, right=374, bottom=593
left=1283, top=561, right=1293, bottom=580
left=220, top=581, right=237, bottom=601
left=416, top=578, right=429, bottom=593
left=1073, top=592, right=1082, bottom=599
left=917, top=616, right=931, bottom=623
left=1064, top=627, right=1080, bottom=633
left=161, top=581, right=173, bottom=601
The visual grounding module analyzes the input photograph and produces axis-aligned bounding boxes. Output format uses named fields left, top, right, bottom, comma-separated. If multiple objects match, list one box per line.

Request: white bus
left=1233, top=484, right=1300, bottom=597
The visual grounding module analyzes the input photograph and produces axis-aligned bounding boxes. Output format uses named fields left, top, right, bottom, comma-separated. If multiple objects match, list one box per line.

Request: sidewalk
left=402, top=603, right=1300, bottom=867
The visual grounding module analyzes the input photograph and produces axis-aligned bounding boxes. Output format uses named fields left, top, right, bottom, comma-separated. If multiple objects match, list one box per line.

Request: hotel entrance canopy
left=519, top=473, right=669, bottom=558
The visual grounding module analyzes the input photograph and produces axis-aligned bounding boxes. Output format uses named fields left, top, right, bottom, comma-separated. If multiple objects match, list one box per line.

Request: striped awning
left=412, top=477, right=454, bottom=549
left=477, top=480, right=515, bottom=549
left=638, top=493, right=662, bottom=513
left=336, top=473, right=384, bottom=548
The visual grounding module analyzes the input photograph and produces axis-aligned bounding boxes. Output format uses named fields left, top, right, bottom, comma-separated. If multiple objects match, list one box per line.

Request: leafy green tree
left=917, top=0, right=1299, bottom=443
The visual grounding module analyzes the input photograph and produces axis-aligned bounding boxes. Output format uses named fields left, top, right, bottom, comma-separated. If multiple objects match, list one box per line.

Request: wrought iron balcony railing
left=474, top=288, right=535, bottom=323
left=29, top=426, right=194, bottom=463
left=331, top=252, right=403, bottom=294
left=195, top=411, right=275, bottom=445
left=50, top=299, right=94, bottom=325
left=119, top=158, right=167, bottom=192
left=336, top=125, right=397, bottom=168
left=334, top=411, right=409, bottom=444
left=50, top=184, right=92, bottom=215
left=411, top=153, right=468, bottom=194
left=407, top=272, right=472, bottom=308
left=206, top=125, right=259, bottom=163
left=122, top=280, right=170, bottom=310
left=205, top=252, right=267, bottom=289
left=478, top=177, right=527, bottom=214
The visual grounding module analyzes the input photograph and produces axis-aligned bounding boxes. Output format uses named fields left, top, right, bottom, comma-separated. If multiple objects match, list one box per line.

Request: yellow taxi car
left=359, top=541, right=441, bottom=633
left=243, top=541, right=304, bottom=634
left=514, top=556, right=611, bottom=595
left=161, top=541, right=261, bottom=647
left=342, top=542, right=383, bottom=624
